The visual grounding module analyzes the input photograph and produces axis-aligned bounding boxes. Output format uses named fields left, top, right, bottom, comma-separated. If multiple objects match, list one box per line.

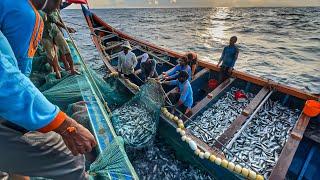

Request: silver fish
left=226, top=99, right=300, bottom=179
left=187, top=87, right=255, bottom=147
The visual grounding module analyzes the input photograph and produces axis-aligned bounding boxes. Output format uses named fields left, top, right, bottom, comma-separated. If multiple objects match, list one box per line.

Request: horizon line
left=68, top=5, right=320, bottom=9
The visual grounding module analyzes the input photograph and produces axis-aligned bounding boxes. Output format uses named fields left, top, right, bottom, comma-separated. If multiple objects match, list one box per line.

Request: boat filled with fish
left=81, top=5, right=320, bottom=180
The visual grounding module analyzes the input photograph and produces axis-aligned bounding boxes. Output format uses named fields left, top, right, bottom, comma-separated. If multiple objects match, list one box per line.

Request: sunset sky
left=83, top=0, right=320, bottom=8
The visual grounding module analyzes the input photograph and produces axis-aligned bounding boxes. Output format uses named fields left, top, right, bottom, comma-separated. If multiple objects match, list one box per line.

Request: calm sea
left=62, top=7, right=320, bottom=94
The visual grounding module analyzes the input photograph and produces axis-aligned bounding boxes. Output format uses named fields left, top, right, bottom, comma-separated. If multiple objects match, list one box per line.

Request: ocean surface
left=62, top=7, right=320, bottom=94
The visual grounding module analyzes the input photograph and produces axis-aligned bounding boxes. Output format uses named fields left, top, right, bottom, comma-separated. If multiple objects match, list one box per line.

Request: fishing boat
left=80, top=5, right=320, bottom=180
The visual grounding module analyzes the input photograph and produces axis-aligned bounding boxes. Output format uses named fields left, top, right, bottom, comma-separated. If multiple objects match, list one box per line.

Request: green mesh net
left=89, top=137, right=135, bottom=180
left=111, top=81, right=165, bottom=149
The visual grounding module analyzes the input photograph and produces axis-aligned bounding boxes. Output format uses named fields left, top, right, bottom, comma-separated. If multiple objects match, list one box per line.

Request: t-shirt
left=168, top=80, right=193, bottom=108
left=220, top=45, right=239, bottom=68
left=0, top=31, right=60, bottom=130
left=0, top=0, right=43, bottom=76
left=167, top=65, right=192, bottom=81
left=117, top=51, right=138, bottom=75
left=141, top=59, right=157, bottom=77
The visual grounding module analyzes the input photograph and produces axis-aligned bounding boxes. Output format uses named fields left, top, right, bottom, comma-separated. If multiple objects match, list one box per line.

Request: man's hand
left=67, top=27, right=76, bottom=33
left=54, top=117, right=97, bottom=156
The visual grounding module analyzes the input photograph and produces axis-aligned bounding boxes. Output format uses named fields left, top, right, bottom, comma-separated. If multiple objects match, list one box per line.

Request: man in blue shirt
left=163, top=56, right=192, bottom=81
left=0, top=0, right=62, bottom=76
left=217, top=36, right=239, bottom=83
left=162, top=70, right=193, bottom=116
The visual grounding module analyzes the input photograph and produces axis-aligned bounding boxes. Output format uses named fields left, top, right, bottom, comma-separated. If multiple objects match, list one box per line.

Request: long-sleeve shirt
left=0, top=31, right=65, bottom=131
left=117, top=51, right=137, bottom=75
left=220, top=45, right=239, bottom=68
left=0, top=0, right=43, bottom=77
left=168, top=80, right=193, bottom=108
left=166, top=65, right=192, bottom=81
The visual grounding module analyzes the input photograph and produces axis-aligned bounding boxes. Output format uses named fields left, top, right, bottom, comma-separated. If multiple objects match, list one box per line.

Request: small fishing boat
left=81, top=5, right=319, bottom=180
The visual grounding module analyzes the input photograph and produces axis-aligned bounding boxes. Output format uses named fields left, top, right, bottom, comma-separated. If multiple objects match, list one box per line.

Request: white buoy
left=204, top=152, right=211, bottom=159
left=186, top=137, right=191, bottom=143
left=181, top=135, right=187, bottom=141
left=188, top=140, right=197, bottom=151
left=199, top=152, right=205, bottom=159
left=176, top=128, right=182, bottom=133
left=180, top=130, right=186, bottom=136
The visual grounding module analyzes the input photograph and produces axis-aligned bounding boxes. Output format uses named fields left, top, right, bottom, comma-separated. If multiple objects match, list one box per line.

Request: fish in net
left=112, top=80, right=165, bottom=149
left=88, top=137, right=136, bottom=179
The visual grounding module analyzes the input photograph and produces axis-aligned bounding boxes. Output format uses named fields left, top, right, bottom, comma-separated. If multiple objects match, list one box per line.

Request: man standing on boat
left=40, top=9, right=80, bottom=79
left=0, top=0, right=96, bottom=179
left=117, top=41, right=140, bottom=85
left=217, top=36, right=239, bottom=83
left=162, top=70, right=193, bottom=116
left=140, top=53, right=158, bottom=81
left=162, top=56, right=192, bottom=81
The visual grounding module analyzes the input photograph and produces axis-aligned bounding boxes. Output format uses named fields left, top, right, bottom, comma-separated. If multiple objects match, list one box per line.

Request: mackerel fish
left=129, top=136, right=215, bottom=180
left=112, top=102, right=157, bottom=148
left=226, top=99, right=300, bottom=179
left=187, top=87, right=254, bottom=146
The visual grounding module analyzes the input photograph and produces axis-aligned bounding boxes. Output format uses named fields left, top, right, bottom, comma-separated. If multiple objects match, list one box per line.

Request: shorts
left=42, top=31, right=71, bottom=60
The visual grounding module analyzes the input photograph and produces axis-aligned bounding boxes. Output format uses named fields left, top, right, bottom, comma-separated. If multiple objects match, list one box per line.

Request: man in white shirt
left=117, top=41, right=141, bottom=85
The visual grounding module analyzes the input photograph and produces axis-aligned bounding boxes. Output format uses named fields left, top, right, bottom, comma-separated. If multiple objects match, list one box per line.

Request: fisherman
left=0, top=0, right=96, bottom=179
left=185, top=52, right=198, bottom=80
left=217, top=36, right=239, bottom=83
left=162, top=70, right=193, bottom=116
left=140, top=53, right=158, bottom=81
left=117, top=41, right=141, bottom=85
left=162, top=56, right=192, bottom=81
left=40, top=8, right=79, bottom=79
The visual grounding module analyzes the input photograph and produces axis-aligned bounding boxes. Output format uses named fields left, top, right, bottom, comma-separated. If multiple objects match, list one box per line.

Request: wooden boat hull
left=81, top=5, right=319, bottom=180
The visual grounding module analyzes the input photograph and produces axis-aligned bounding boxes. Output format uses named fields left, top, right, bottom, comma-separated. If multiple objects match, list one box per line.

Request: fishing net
left=33, top=69, right=131, bottom=112
left=67, top=101, right=90, bottom=128
left=89, top=137, right=136, bottom=180
left=111, top=80, right=165, bottom=149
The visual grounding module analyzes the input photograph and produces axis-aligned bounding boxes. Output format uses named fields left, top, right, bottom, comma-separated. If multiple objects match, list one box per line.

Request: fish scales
left=187, top=87, right=254, bottom=146
left=130, top=136, right=214, bottom=179
left=112, top=102, right=156, bottom=147
left=226, top=99, right=300, bottom=179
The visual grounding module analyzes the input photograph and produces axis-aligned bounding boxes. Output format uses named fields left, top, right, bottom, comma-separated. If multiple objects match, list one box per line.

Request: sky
left=81, top=0, right=320, bottom=8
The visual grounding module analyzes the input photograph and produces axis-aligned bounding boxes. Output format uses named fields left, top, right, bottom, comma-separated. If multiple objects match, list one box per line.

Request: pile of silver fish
left=187, top=87, right=254, bottom=147
left=112, top=102, right=157, bottom=148
left=226, top=99, right=300, bottom=179
left=129, top=136, right=214, bottom=180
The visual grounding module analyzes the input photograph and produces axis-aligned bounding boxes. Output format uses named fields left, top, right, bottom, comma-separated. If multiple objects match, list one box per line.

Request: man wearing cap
left=0, top=0, right=96, bottom=179
left=140, top=53, right=158, bottom=82
left=117, top=41, right=140, bottom=84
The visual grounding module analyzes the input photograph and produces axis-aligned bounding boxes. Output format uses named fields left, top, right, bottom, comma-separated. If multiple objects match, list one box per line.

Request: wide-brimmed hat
left=121, top=41, right=132, bottom=50
left=141, top=53, right=149, bottom=63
